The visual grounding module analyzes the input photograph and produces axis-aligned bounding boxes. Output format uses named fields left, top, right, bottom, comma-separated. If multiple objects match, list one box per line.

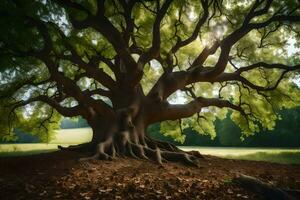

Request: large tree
left=1, top=0, right=300, bottom=165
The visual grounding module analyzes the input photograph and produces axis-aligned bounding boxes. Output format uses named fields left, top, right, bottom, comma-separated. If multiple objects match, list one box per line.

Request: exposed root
left=130, top=143, right=149, bottom=160
left=142, top=146, right=163, bottom=165
left=233, top=174, right=300, bottom=200
left=187, top=150, right=204, bottom=159
left=126, top=142, right=139, bottom=159
left=161, top=151, right=199, bottom=167
left=79, top=154, right=99, bottom=162
left=58, top=143, right=93, bottom=153
left=145, top=137, right=179, bottom=152
left=145, top=137, right=204, bottom=159
left=78, top=133, right=202, bottom=167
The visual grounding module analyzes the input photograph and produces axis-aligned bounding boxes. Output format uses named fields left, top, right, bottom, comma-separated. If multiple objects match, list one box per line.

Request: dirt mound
left=0, top=151, right=299, bottom=200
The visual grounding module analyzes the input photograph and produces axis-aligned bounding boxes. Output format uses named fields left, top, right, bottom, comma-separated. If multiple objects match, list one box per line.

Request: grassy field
left=1, top=128, right=300, bottom=164
left=0, top=128, right=92, bottom=156
left=180, top=146, right=300, bottom=165
left=51, top=128, right=92, bottom=144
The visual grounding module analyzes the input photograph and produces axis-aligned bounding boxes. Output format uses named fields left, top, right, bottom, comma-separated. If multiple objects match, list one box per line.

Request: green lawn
left=0, top=128, right=92, bottom=157
left=180, top=146, right=300, bottom=165
left=1, top=128, right=300, bottom=165
left=51, top=128, right=92, bottom=144
left=226, top=151, right=300, bottom=165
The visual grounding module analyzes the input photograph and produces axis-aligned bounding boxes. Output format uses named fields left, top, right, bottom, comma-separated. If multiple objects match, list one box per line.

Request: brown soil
left=0, top=151, right=299, bottom=200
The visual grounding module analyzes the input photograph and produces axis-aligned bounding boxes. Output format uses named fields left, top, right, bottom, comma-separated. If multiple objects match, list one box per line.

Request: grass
left=51, top=128, right=92, bottom=144
left=0, top=128, right=300, bottom=164
left=225, top=151, right=300, bottom=165
left=180, top=146, right=300, bottom=165
left=0, top=128, right=92, bottom=157
left=0, top=144, right=59, bottom=157
left=0, top=149, right=57, bottom=157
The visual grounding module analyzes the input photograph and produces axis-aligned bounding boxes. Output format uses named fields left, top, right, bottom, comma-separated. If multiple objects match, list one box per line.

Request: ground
left=0, top=151, right=299, bottom=200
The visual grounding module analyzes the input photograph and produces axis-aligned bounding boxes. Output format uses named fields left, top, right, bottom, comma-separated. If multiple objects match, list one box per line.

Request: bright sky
left=287, top=38, right=299, bottom=56
left=287, top=38, right=300, bottom=87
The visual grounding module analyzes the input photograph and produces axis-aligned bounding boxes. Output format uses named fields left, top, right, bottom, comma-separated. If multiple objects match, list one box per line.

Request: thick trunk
left=61, top=112, right=202, bottom=166
left=60, top=86, right=202, bottom=166
left=85, top=117, right=201, bottom=166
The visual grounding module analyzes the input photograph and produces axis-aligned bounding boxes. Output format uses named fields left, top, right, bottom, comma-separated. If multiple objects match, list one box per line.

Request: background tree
left=149, top=107, right=300, bottom=147
left=1, top=0, right=300, bottom=165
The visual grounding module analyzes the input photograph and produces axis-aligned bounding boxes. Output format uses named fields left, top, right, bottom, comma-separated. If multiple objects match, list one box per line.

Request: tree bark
left=60, top=102, right=202, bottom=166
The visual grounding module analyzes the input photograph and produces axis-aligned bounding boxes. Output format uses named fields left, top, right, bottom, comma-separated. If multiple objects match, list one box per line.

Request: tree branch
left=149, top=0, right=300, bottom=100
left=138, top=0, right=173, bottom=67
left=170, top=0, right=209, bottom=54
left=12, top=95, right=84, bottom=117
left=0, top=77, right=51, bottom=99
left=202, top=0, right=300, bottom=78
left=214, top=62, right=300, bottom=91
left=55, top=0, right=138, bottom=74
left=20, top=17, right=115, bottom=117
left=83, top=88, right=112, bottom=99
left=148, top=96, right=246, bottom=123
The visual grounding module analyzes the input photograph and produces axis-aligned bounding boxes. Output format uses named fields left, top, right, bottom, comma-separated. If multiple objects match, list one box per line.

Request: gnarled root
left=58, top=143, right=93, bottom=153
left=145, top=137, right=203, bottom=159
left=78, top=132, right=201, bottom=167
left=233, top=174, right=300, bottom=200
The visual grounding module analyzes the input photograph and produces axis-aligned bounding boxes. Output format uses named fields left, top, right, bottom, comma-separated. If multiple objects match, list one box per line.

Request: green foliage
left=150, top=107, right=300, bottom=147
left=221, top=107, right=300, bottom=147
left=160, top=120, right=186, bottom=143
left=14, top=104, right=61, bottom=142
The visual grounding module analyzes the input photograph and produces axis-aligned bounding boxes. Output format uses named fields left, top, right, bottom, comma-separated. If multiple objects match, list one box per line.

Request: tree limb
left=148, top=96, right=246, bottom=123
left=11, top=95, right=84, bottom=117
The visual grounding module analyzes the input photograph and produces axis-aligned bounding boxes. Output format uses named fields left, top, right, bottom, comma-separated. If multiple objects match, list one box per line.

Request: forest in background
left=149, top=107, right=300, bottom=147
left=5, top=107, right=300, bottom=147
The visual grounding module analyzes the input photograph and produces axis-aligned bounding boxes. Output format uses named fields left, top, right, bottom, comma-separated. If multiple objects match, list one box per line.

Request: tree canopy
left=0, top=0, right=300, bottom=164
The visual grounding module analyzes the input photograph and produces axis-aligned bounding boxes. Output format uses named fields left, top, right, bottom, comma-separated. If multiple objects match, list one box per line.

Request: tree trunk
left=59, top=85, right=203, bottom=166
left=82, top=113, right=201, bottom=166
left=60, top=110, right=202, bottom=166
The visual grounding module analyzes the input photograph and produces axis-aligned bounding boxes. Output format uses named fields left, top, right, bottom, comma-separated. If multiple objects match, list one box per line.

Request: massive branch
left=148, top=2, right=300, bottom=101
left=215, top=62, right=300, bottom=91
left=147, top=97, right=246, bottom=123
left=12, top=95, right=84, bottom=117
left=174, top=1, right=209, bottom=52
left=55, top=0, right=138, bottom=75
left=133, top=0, right=174, bottom=85
left=20, top=13, right=115, bottom=118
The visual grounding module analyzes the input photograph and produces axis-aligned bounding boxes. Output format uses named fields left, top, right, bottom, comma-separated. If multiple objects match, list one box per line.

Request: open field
left=1, top=128, right=300, bottom=164
left=180, top=146, right=300, bottom=164
left=51, top=128, right=92, bottom=144
left=0, top=128, right=92, bottom=156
